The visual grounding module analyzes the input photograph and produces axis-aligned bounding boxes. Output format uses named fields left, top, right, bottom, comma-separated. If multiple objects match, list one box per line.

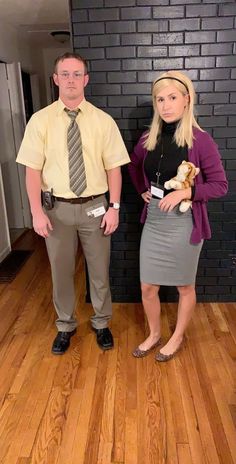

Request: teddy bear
left=164, top=160, right=200, bottom=213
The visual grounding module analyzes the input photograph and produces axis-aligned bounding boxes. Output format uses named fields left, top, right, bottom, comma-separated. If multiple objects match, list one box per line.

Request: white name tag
left=86, top=204, right=106, bottom=218
left=151, top=184, right=164, bottom=199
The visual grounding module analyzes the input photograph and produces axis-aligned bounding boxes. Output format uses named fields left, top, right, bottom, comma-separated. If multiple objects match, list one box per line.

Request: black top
left=144, top=121, right=188, bottom=192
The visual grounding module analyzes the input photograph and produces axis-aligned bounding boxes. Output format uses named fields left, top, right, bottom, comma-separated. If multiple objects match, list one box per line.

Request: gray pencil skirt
left=140, top=198, right=203, bottom=286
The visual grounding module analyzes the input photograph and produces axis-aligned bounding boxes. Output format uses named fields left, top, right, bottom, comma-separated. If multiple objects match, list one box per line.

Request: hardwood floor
left=0, top=231, right=235, bottom=464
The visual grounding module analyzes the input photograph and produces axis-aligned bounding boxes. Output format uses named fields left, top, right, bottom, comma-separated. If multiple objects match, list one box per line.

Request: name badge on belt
left=85, top=203, right=106, bottom=218
left=151, top=181, right=164, bottom=199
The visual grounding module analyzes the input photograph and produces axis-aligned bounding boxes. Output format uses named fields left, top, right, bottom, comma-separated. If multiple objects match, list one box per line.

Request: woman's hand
left=141, top=190, right=152, bottom=203
left=159, top=188, right=191, bottom=212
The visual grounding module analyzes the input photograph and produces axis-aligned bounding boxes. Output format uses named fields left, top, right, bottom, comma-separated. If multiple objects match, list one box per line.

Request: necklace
left=155, top=138, right=164, bottom=185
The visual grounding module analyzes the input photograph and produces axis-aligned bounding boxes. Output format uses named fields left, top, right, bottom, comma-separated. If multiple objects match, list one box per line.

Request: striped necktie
left=65, top=109, right=87, bottom=197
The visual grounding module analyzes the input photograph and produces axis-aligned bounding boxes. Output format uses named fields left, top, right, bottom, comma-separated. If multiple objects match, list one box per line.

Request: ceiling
left=0, top=0, right=71, bottom=47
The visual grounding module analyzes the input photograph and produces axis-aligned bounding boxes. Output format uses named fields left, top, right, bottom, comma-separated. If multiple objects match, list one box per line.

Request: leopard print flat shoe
left=132, top=338, right=162, bottom=358
left=155, top=343, right=182, bottom=362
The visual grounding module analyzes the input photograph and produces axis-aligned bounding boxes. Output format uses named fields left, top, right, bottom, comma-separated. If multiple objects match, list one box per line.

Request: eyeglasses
left=57, top=72, right=86, bottom=80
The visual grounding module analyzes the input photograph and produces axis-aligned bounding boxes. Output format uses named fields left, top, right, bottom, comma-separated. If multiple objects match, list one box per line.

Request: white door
left=0, top=165, right=11, bottom=262
left=0, top=63, right=24, bottom=228
left=7, top=62, right=32, bottom=228
left=0, top=62, right=31, bottom=229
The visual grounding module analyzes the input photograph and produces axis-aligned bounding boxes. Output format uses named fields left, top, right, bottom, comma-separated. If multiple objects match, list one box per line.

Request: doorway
left=0, top=62, right=32, bottom=250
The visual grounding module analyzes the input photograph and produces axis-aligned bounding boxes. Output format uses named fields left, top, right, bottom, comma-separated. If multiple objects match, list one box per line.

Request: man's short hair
left=54, top=52, right=88, bottom=75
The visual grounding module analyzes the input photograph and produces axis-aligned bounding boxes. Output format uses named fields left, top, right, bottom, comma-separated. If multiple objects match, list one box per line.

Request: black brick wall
left=70, top=0, right=236, bottom=303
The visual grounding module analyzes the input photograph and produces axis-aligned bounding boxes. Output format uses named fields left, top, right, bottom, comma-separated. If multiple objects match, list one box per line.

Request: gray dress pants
left=45, top=194, right=112, bottom=331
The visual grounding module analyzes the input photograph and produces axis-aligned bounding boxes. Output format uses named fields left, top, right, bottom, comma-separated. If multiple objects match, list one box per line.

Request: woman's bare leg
left=159, top=284, right=196, bottom=355
left=137, top=282, right=161, bottom=351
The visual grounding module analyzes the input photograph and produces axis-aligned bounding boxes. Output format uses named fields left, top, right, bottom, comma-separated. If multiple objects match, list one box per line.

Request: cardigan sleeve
left=193, top=132, right=228, bottom=202
left=128, top=132, right=148, bottom=194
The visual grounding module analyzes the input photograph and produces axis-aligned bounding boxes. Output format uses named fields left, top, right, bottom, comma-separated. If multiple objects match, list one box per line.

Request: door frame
left=7, top=62, right=32, bottom=228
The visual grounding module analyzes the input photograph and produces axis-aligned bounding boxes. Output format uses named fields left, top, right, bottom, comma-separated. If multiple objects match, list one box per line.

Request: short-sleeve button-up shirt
left=16, top=98, right=130, bottom=198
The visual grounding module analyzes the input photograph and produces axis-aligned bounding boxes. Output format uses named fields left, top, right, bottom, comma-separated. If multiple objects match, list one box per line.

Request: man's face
left=53, top=58, right=89, bottom=102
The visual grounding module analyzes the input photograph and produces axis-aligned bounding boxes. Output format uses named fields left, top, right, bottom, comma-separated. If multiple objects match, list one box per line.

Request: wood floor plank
left=223, top=303, right=236, bottom=345
left=0, top=394, right=17, bottom=461
left=176, top=353, right=207, bottom=464
left=196, top=307, right=236, bottom=464
left=83, top=353, right=109, bottom=464
left=124, top=320, right=138, bottom=464
left=159, top=363, right=178, bottom=464
left=136, top=358, right=148, bottom=464
left=177, top=443, right=193, bottom=464
left=183, top=342, right=220, bottom=464
left=97, top=343, right=118, bottom=463
left=56, top=388, right=83, bottom=464
left=71, top=346, right=101, bottom=463
left=125, top=409, right=138, bottom=464
left=74, top=332, right=93, bottom=390
left=111, top=311, right=128, bottom=463
left=211, top=302, right=230, bottom=333
left=165, top=358, right=188, bottom=444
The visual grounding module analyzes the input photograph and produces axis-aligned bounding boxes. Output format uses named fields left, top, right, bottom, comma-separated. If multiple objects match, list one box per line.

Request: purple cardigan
left=128, top=128, right=228, bottom=244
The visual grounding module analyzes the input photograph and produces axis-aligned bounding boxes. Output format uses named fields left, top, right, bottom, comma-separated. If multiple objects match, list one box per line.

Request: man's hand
left=159, top=188, right=191, bottom=212
left=100, top=208, right=119, bottom=235
left=32, top=210, right=53, bottom=238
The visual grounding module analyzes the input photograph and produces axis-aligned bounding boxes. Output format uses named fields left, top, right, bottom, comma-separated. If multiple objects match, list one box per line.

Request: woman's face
left=155, top=84, right=189, bottom=123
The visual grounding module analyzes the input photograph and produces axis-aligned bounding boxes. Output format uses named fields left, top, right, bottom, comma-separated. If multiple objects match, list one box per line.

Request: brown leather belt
left=54, top=194, right=103, bottom=204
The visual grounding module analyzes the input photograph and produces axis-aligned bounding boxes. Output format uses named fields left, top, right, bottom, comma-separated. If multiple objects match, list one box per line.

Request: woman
left=128, top=70, right=228, bottom=362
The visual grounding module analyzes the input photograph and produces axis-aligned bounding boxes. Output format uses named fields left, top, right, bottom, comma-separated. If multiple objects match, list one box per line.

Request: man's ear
left=84, top=74, right=89, bottom=88
left=53, top=73, right=59, bottom=87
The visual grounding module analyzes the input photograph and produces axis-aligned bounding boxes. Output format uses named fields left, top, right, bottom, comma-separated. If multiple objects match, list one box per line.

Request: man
left=17, top=52, right=130, bottom=354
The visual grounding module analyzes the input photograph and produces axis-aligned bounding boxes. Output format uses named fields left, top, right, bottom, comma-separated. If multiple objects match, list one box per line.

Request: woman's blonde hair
left=144, top=70, right=203, bottom=150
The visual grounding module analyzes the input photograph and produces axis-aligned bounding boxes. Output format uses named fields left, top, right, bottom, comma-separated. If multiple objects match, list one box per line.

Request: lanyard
left=155, top=138, right=164, bottom=185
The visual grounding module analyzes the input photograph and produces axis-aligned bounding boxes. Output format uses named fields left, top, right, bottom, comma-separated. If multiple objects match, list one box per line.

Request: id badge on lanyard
left=151, top=181, right=164, bottom=199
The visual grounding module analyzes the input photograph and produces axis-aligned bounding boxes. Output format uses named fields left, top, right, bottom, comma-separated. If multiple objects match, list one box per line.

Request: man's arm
left=101, top=166, right=121, bottom=235
left=26, top=167, right=53, bottom=238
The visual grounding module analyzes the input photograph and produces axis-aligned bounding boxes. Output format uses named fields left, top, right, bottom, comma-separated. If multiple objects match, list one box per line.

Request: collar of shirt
left=56, top=97, right=88, bottom=116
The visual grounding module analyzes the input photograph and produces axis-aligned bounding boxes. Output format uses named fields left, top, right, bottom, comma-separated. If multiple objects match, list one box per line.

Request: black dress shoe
left=92, top=327, right=114, bottom=350
left=51, top=329, right=76, bottom=355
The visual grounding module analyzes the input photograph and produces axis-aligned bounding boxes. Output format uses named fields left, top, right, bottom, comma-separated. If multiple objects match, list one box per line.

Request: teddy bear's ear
left=182, top=160, right=187, bottom=165
left=195, top=167, right=200, bottom=175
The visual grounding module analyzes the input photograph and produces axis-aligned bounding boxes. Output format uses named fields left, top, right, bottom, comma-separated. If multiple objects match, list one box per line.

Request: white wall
left=0, top=20, right=32, bottom=71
